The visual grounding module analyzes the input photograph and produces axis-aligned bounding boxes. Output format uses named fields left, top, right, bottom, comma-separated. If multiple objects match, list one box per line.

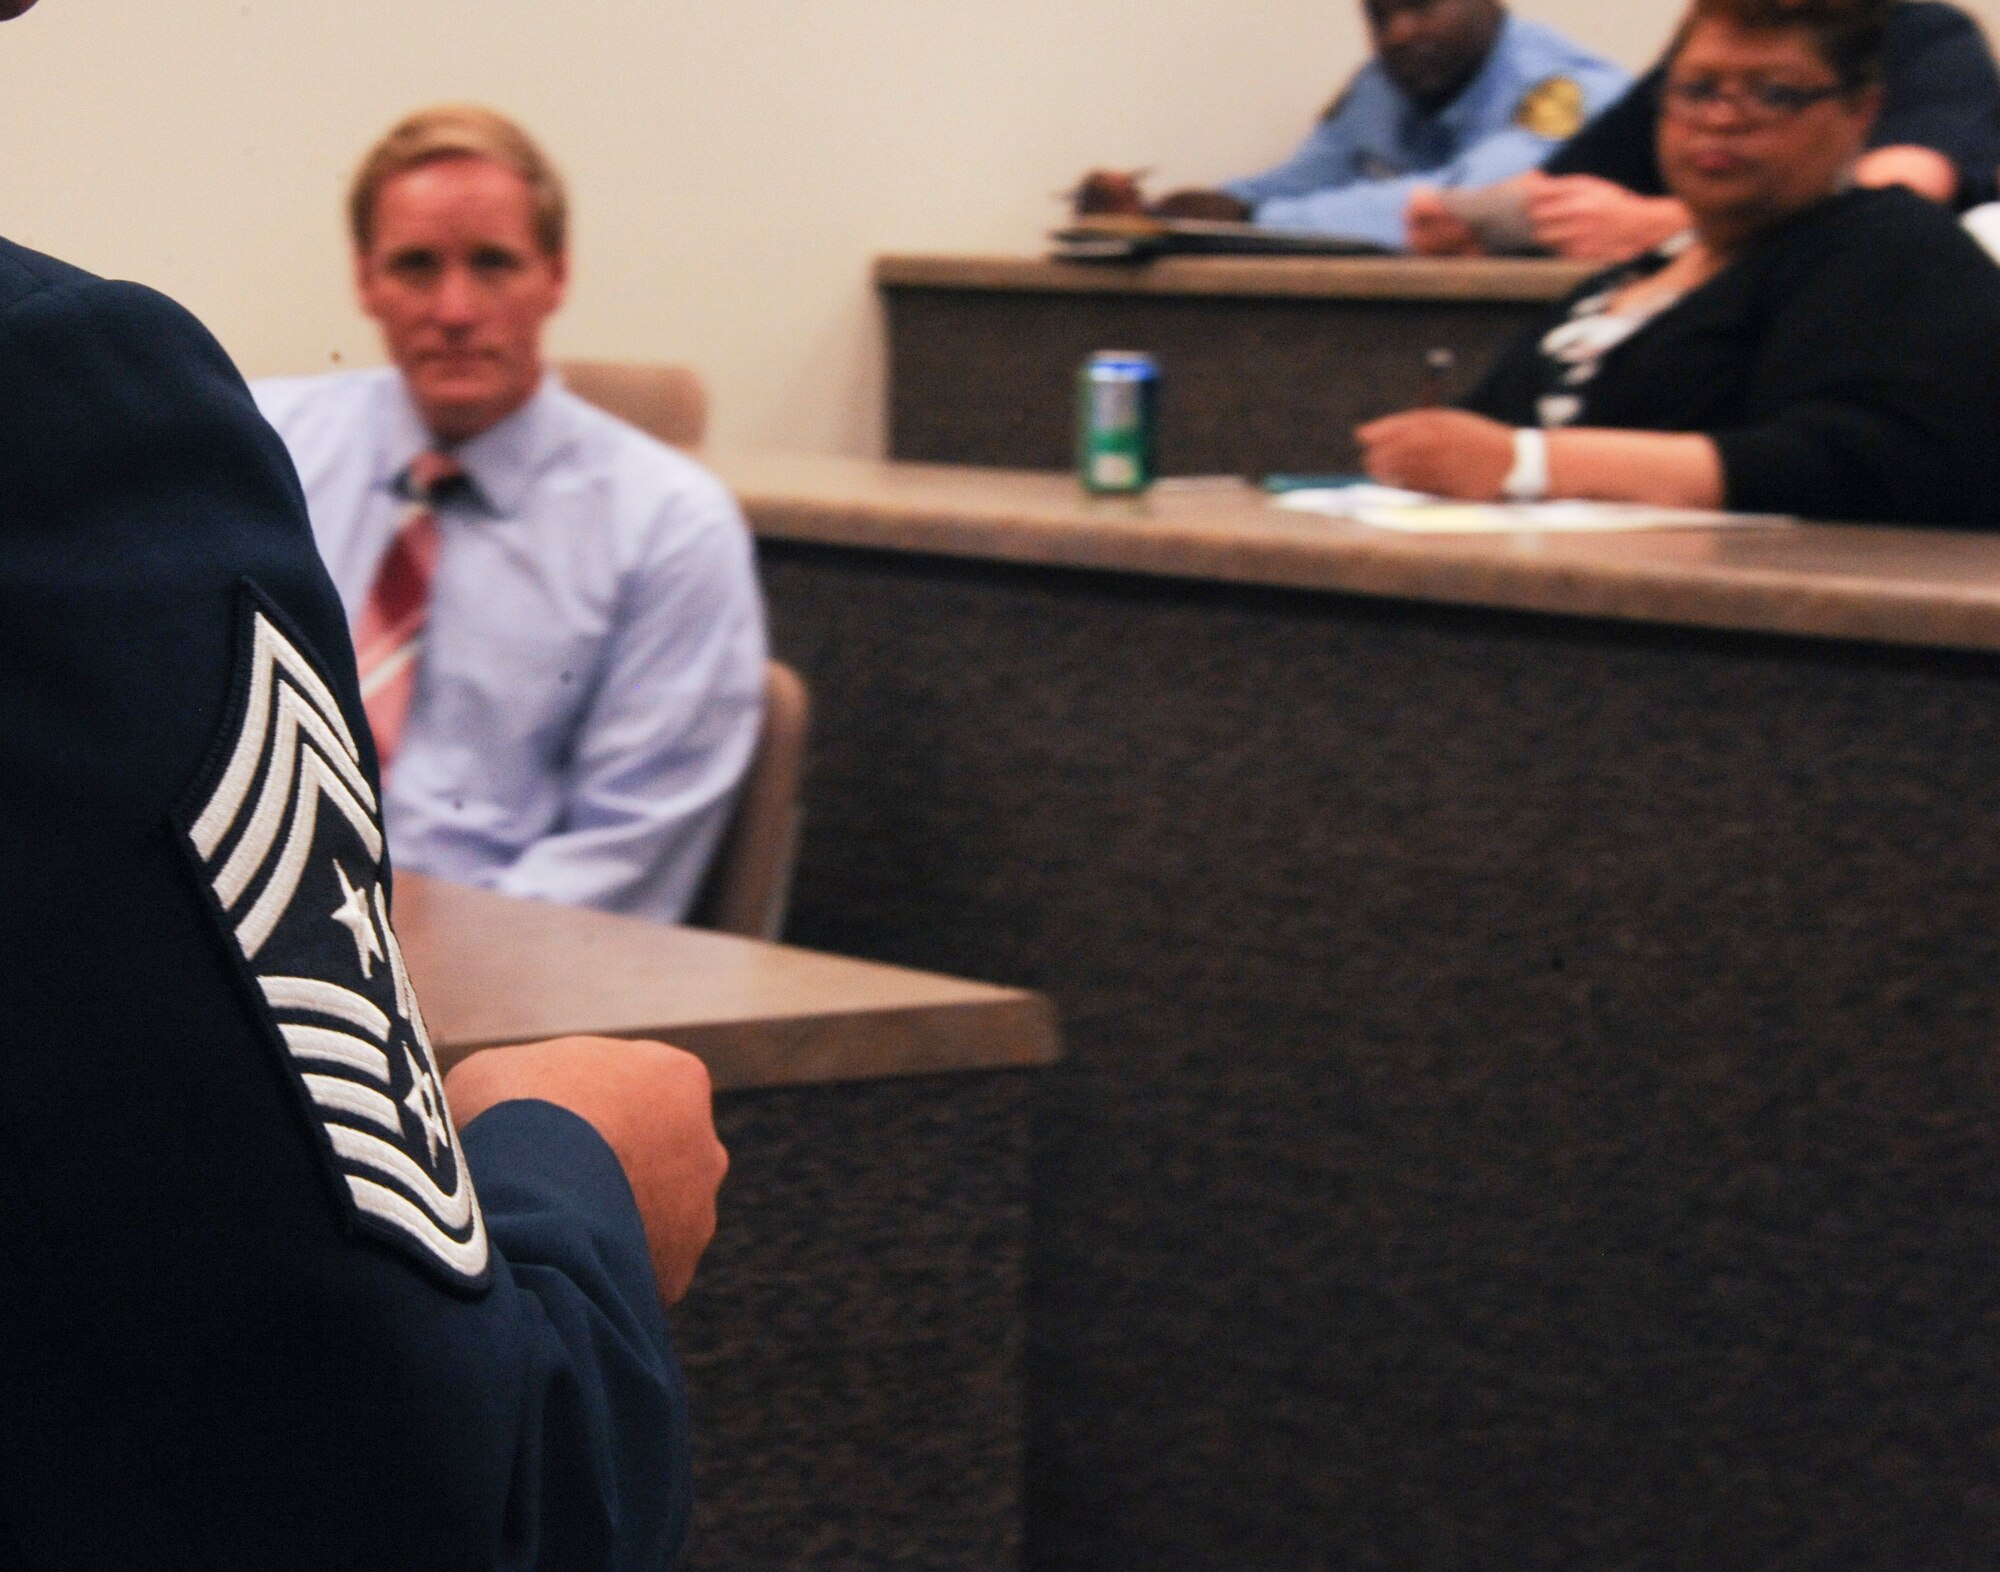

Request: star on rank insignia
left=178, top=584, right=490, bottom=1292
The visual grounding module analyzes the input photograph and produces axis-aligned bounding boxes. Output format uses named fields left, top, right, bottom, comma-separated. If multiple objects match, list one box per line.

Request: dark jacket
left=0, top=236, right=691, bottom=1568
left=1545, top=1, right=2000, bottom=208
left=1460, top=187, right=2000, bottom=528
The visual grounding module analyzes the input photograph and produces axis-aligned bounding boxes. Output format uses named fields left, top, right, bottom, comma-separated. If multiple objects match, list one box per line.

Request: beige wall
left=1, top=1, right=1995, bottom=457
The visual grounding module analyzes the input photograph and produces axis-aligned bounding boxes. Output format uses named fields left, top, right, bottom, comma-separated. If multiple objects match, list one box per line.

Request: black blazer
left=0, top=236, right=691, bottom=1567
left=1460, top=188, right=2000, bottom=528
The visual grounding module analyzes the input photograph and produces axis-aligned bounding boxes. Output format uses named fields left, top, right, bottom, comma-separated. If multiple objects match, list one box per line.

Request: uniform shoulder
left=1890, top=1, right=1987, bottom=47
left=1501, top=14, right=1623, bottom=74
left=0, top=252, right=213, bottom=359
left=0, top=263, right=266, bottom=506
left=1319, top=57, right=1396, bottom=122
left=1493, top=17, right=1629, bottom=131
left=0, top=235, right=101, bottom=316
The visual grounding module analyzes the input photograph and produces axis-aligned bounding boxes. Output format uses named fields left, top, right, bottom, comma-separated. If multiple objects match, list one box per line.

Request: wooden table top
left=393, top=873, right=1060, bottom=1092
left=874, top=252, right=1595, bottom=303
left=719, top=450, right=2000, bottom=657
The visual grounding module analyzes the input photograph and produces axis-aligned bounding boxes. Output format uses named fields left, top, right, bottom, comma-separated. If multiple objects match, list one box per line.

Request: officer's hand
left=1073, top=169, right=1149, bottom=217
left=1355, top=408, right=1514, bottom=499
left=445, top=1036, right=728, bottom=1305
left=1150, top=188, right=1253, bottom=222
left=1522, top=173, right=1688, bottom=262
left=1405, top=188, right=1483, bottom=255
left=1853, top=144, right=1958, bottom=203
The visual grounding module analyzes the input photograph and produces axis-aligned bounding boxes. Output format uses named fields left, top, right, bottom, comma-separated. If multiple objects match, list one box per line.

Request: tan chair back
left=557, top=359, right=708, bottom=449
left=687, top=661, right=810, bottom=940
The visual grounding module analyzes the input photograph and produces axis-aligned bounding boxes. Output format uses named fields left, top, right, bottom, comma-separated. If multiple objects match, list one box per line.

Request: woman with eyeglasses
left=1358, top=0, right=2000, bottom=528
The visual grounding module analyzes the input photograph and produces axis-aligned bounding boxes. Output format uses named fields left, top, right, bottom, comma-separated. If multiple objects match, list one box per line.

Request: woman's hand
left=1358, top=418, right=1729, bottom=510
left=1355, top=409, right=1516, bottom=499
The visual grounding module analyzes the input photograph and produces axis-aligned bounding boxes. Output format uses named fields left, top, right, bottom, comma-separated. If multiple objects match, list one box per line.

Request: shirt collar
left=377, top=370, right=573, bottom=519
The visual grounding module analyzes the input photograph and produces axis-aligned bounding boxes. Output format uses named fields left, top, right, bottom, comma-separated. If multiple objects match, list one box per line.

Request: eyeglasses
left=1662, top=74, right=1850, bottom=125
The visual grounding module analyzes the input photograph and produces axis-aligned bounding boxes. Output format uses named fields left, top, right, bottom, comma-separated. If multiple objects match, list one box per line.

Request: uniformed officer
left=0, top=2, right=727, bottom=1565
left=1075, top=0, right=1628, bottom=250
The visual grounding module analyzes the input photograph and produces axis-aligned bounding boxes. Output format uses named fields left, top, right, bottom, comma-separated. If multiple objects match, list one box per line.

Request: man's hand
left=1405, top=188, right=1483, bottom=255
left=1853, top=144, right=1959, bottom=203
left=1356, top=408, right=1516, bottom=499
left=1522, top=172, right=1689, bottom=262
left=1151, top=188, right=1253, bottom=222
left=1072, top=169, right=1149, bottom=217
left=446, top=1036, right=728, bottom=1305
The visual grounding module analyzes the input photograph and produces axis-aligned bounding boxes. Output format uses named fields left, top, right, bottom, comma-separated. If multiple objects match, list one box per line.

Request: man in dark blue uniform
left=0, top=2, right=727, bottom=1565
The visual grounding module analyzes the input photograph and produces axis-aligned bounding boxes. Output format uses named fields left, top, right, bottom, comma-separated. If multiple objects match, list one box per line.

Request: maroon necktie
left=353, top=451, right=461, bottom=775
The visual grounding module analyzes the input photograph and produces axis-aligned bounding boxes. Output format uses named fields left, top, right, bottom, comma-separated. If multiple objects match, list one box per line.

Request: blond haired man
left=257, top=106, right=766, bottom=924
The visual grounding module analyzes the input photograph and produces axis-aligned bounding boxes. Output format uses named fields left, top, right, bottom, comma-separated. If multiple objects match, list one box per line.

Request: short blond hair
left=348, top=104, right=568, bottom=257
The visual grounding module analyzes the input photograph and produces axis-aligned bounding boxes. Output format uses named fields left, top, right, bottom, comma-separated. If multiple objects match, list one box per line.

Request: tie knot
left=401, top=451, right=466, bottom=505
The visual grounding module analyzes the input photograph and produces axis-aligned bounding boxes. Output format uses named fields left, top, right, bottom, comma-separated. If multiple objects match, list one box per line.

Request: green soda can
left=1077, top=351, right=1159, bottom=494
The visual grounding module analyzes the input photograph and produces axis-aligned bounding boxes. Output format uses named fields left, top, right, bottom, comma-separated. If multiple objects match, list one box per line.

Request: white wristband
left=1502, top=428, right=1549, bottom=502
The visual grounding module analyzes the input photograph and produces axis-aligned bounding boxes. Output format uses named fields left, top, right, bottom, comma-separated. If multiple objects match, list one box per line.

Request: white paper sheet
left=1273, top=489, right=1791, bottom=534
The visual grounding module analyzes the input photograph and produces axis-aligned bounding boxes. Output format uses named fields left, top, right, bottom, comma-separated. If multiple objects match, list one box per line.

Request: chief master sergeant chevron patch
left=179, top=583, right=490, bottom=1291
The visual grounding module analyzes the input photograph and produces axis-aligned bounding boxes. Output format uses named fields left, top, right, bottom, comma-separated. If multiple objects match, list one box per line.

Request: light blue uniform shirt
left=1223, top=15, right=1629, bottom=248
left=253, top=368, right=767, bottom=924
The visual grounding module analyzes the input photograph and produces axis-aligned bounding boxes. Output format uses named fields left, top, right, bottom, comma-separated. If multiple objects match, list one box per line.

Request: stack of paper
left=1273, top=488, right=1791, bottom=535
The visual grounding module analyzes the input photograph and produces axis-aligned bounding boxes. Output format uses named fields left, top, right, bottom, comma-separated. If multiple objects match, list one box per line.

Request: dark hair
left=1668, top=0, right=1889, bottom=90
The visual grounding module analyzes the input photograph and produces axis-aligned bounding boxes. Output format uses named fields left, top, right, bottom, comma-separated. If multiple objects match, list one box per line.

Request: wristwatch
left=1502, top=428, right=1549, bottom=502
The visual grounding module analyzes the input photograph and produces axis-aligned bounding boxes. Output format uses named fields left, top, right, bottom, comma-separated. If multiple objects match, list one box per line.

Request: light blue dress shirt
left=253, top=368, right=767, bottom=924
left=1223, top=15, right=1629, bottom=248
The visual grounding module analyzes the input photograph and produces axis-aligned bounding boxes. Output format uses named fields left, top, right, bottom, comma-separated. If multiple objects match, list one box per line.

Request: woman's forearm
left=1546, top=429, right=1724, bottom=508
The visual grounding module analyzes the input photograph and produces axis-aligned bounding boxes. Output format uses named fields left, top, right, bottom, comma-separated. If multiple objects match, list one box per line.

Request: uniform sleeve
left=0, top=271, right=695, bottom=1569
left=1252, top=125, right=1595, bottom=246
left=1244, top=171, right=1433, bottom=250
left=1222, top=77, right=1371, bottom=210
left=489, top=472, right=768, bottom=920
left=1705, top=201, right=2000, bottom=527
left=1870, top=2, right=2000, bottom=208
left=1541, top=67, right=1668, bottom=192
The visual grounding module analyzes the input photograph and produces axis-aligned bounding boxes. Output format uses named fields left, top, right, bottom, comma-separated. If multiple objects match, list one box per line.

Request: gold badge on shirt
left=1515, top=76, right=1586, bottom=139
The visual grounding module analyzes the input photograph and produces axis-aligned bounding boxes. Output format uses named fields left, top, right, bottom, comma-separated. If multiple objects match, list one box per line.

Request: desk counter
left=395, top=872, right=1055, bottom=1571
left=394, top=870, right=1057, bottom=1089
left=721, top=450, right=2000, bottom=657
left=875, top=252, right=1594, bottom=302
left=876, top=251, right=1593, bottom=475
left=724, top=451, right=2000, bottom=1570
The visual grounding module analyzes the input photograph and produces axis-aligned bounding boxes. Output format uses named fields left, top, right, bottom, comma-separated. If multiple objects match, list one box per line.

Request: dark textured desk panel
left=673, top=1069, right=1032, bottom=1572
left=882, top=287, right=1548, bottom=475
left=759, top=537, right=2000, bottom=1572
